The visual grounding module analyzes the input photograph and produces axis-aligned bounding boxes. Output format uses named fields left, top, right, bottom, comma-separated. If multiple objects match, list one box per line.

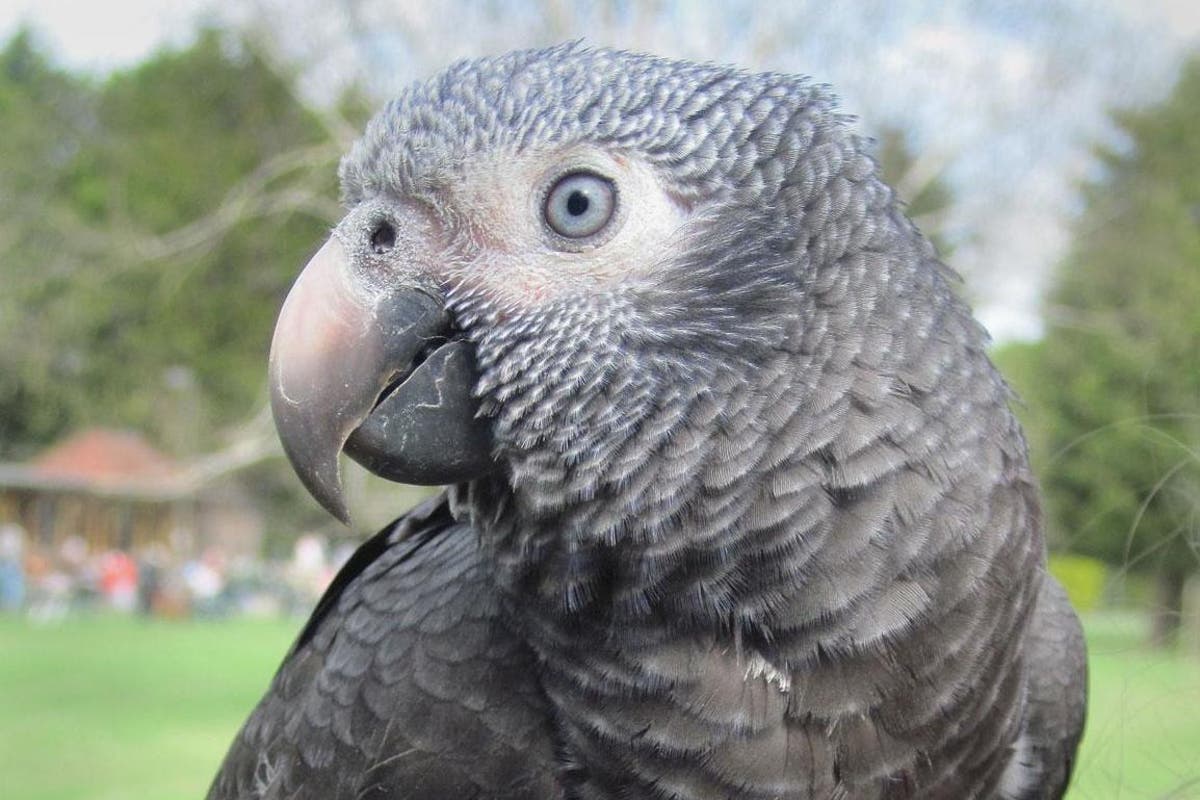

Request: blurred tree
left=997, top=57, right=1200, bottom=647
left=0, top=28, right=364, bottom=542
left=0, top=28, right=413, bottom=541
left=70, top=29, right=345, bottom=455
left=0, top=29, right=96, bottom=452
left=0, top=29, right=343, bottom=460
left=875, top=125, right=956, bottom=258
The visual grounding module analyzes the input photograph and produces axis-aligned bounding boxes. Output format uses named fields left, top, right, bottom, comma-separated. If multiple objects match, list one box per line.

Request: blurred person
left=0, top=522, right=26, bottom=611
left=98, top=550, right=138, bottom=612
left=58, top=534, right=99, bottom=610
left=136, top=544, right=168, bottom=617
left=183, top=548, right=228, bottom=617
left=288, top=533, right=330, bottom=604
left=25, top=546, right=69, bottom=623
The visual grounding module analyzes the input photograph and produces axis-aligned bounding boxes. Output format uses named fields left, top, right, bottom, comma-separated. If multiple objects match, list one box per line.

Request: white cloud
left=0, top=0, right=215, bottom=72
left=1112, top=0, right=1200, bottom=43
left=879, top=22, right=1038, bottom=108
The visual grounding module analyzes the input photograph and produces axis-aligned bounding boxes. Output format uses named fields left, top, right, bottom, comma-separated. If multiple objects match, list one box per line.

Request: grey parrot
left=208, top=44, right=1086, bottom=799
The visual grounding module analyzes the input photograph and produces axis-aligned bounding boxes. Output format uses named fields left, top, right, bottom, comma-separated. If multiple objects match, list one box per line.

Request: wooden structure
left=0, top=429, right=262, bottom=558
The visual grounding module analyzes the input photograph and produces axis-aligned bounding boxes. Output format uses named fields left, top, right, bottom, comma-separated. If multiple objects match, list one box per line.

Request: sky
left=2, top=0, right=1198, bottom=342
left=0, top=0, right=217, bottom=72
left=3, top=0, right=1197, bottom=75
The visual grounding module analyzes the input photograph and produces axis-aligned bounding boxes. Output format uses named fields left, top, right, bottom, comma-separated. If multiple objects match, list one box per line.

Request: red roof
left=30, top=428, right=181, bottom=489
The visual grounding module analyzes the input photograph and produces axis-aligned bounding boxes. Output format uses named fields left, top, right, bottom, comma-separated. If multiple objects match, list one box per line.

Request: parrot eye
left=543, top=172, right=616, bottom=239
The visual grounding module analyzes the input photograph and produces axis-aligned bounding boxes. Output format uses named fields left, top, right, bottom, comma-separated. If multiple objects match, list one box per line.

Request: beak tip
left=328, top=495, right=352, bottom=527
left=275, top=425, right=353, bottom=526
left=330, top=506, right=352, bottom=527
left=309, top=462, right=353, bottom=527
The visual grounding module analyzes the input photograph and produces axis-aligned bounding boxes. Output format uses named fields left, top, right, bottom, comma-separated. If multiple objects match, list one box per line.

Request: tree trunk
left=1149, top=568, right=1187, bottom=649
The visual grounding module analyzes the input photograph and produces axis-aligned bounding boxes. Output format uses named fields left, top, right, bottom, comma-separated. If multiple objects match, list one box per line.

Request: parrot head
left=269, top=44, right=913, bottom=527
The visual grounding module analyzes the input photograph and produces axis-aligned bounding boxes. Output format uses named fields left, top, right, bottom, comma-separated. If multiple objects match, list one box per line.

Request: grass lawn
left=0, top=612, right=1197, bottom=799
left=0, top=615, right=299, bottom=800
left=1067, top=614, right=1200, bottom=799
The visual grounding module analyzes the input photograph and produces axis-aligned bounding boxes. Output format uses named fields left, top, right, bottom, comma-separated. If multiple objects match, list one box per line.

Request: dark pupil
left=565, top=190, right=589, bottom=217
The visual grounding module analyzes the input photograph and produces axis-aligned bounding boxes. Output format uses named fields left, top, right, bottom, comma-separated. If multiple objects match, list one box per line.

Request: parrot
left=208, top=43, right=1086, bottom=800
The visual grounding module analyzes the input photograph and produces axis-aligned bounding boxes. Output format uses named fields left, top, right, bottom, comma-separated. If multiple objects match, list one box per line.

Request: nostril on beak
left=370, top=221, right=397, bottom=254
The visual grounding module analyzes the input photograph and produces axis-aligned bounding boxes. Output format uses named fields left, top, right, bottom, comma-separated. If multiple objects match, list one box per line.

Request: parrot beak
left=268, top=238, right=495, bottom=524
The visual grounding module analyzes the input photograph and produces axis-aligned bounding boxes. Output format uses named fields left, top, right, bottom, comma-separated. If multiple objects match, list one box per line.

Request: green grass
left=0, top=613, right=1196, bottom=799
left=1066, top=614, right=1200, bottom=799
left=0, top=614, right=299, bottom=800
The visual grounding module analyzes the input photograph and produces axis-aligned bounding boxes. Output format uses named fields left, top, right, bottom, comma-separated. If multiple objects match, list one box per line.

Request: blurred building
left=0, top=428, right=262, bottom=559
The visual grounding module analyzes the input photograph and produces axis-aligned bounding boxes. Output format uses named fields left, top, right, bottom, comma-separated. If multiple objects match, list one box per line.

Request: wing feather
left=207, top=494, right=560, bottom=800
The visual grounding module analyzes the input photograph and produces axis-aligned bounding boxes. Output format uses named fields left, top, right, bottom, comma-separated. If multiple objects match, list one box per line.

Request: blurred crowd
left=0, top=522, right=353, bottom=621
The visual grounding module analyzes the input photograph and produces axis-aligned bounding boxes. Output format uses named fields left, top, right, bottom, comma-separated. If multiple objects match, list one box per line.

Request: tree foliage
left=0, top=30, right=96, bottom=450
left=995, top=56, right=1200, bottom=643
left=875, top=126, right=956, bottom=258
left=0, top=29, right=341, bottom=460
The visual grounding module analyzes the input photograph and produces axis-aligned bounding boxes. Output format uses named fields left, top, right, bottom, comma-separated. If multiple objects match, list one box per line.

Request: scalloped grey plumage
left=210, top=43, right=1086, bottom=800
